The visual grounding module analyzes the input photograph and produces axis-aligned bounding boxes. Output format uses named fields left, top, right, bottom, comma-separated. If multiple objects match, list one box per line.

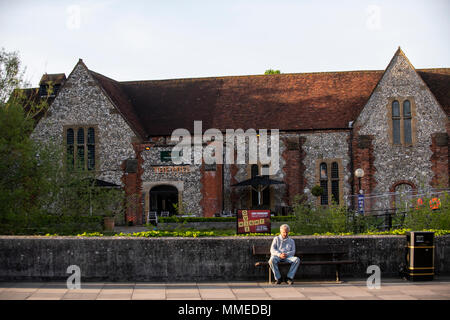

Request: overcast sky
left=0, top=0, right=449, bottom=87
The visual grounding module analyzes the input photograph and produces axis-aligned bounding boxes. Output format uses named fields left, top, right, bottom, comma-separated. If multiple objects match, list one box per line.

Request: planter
left=103, top=217, right=115, bottom=231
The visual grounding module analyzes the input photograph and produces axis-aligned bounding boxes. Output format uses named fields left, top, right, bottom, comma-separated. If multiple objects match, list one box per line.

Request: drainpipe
left=348, top=121, right=355, bottom=211
left=222, top=145, right=225, bottom=212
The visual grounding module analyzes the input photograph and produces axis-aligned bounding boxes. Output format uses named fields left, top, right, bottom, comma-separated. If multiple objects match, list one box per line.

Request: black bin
left=405, top=231, right=434, bottom=281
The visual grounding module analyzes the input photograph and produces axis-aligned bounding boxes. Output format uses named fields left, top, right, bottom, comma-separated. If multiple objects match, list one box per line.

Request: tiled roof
left=39, top=73, right=66, bottom=86
left=416, top=68, right=450, bottom=115
left=90, top=68, right=449, bottom=138
left=89, top=70, right=147, bottom=139
left=117, top=71, right=384, bottom=136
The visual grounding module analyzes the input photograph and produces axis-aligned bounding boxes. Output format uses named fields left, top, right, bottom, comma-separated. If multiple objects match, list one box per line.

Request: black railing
left=346, top=208, right=406, bottom=232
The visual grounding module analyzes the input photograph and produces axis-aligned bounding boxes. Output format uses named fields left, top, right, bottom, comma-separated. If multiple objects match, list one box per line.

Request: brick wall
left=430, top=133, right=449, bottom=188
left=200, top=164, right=223, bottom=217
left=281, top=136, right=306, bottom=206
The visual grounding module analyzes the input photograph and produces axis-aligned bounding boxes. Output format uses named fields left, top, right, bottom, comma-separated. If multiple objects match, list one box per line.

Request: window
left=389, top=99, right=414, bottom=146
left=403, top=100, right=412, bottom=145
left=250, top=164, right=270, bottom=207
left=160, top=150, right=182, bottom=162
left=319, top=163, right=328, bottom=205
left=331, top=162, right=339, bottom=205
left=65, top=126, right=97, bottom=171
left=316, top=159, right=342, bottom=205
left=392, top=100, right=401, bottom=144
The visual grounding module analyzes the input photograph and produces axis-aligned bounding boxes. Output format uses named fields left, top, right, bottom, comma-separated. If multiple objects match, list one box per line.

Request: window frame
left=387, top=97, right=416, bottom=147
left=315, top=158, right=343, bottom=206
left=63, top=125, right=99, bottom=171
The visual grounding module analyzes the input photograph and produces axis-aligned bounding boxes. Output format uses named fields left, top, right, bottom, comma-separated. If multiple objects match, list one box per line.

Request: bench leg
left=336, top=265, right=341, bottom=283
left=269, top=266, right=272, bottom=284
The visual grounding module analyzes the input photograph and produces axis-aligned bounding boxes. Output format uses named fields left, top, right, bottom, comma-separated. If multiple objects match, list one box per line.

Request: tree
left=0, top=48, right=29, bottom=105
left=264, top=69, right=281, bottom=75
left=0, top=48, right=125, bottom=234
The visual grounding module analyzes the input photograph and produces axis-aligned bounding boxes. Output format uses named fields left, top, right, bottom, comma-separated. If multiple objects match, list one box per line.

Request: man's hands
left=279, top=253, right=287, bottom=259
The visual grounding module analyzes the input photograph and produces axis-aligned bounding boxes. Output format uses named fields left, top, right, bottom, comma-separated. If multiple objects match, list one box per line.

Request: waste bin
left=405, top=231, right=434, bottom=281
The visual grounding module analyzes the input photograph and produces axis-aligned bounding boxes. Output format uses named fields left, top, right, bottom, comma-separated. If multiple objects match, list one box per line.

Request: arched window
left=403, top=100, right=412, bottom=145
left=389, top=99, right=414, bottom=146
left=320, top=162, right=328, bottom=205
left=317, top=159, right=342, bottom=206
left=87, top=127, right=95, bottom=171
left=394, top=183, right=413, bottom=211
left=66, top=128, right=74, bottom=169
left=64, top=126, right=97, bottom=171
left=331, top=162, right=339, bottom=204
left=392, top=100, right=401, bottom=145
left=77, top=128, right=85, bottom=169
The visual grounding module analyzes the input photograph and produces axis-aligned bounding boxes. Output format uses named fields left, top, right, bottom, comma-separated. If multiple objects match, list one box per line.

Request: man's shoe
left=275, top=279, right=282, bottom=285
left=286, top=278, right=294, bottom=285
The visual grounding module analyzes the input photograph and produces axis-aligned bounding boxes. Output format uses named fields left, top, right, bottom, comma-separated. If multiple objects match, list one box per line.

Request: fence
left=344, top=188, right=449, bottom=232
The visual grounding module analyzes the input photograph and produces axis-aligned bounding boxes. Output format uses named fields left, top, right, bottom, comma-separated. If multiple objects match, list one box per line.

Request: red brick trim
left=389, top=180, right=416, bottom=193
left=430, top=132, right=449, bottom=189
left=121, top=143, right=144, bottom=225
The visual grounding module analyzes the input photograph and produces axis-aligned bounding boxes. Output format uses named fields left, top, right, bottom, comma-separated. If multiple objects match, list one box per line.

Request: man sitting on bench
left=269, top=224, right=300, bottom=285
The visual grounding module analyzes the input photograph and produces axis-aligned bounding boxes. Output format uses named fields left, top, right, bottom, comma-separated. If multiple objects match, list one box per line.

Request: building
left=30, top=48, right=450, bottom=225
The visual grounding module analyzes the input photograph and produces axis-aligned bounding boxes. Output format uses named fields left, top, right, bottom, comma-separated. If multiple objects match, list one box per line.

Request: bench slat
left=253, top=245, right=348, bottom=256
left=255, top=260, right=355, bottom=267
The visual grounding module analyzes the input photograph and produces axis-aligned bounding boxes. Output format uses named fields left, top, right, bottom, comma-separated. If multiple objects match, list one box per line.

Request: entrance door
left=149, top=185, right=178, bottom=215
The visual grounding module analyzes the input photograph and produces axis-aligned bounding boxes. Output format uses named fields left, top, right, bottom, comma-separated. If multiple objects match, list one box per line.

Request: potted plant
left=311, top=185, right=324, bottom=198
left=95, top=188, right=125, bottom=231
left=103, top=214, right=115, bottom=231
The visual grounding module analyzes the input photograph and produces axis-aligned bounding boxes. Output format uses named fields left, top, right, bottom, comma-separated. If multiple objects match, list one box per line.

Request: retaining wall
left=0, top=235, right=449, bottom=281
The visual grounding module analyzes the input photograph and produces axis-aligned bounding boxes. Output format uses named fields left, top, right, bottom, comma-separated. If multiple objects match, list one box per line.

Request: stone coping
left=1, top=234, right=446, bottom=240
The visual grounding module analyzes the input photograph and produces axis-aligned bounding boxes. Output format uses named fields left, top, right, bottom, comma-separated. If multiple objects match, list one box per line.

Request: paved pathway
left=1, top=278, right=449, bottom=300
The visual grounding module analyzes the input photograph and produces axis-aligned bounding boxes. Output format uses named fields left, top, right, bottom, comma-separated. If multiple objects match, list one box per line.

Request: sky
left=0, top=0, right=449, bottom=87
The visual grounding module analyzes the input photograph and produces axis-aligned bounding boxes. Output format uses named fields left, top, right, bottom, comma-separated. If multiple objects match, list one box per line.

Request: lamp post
left=355, top=168, right=365, bottom=216
left=355, top=168, right=365, bottom=194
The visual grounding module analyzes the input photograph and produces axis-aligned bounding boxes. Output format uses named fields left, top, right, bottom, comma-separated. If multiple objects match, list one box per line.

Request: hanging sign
left=358, top=194, right=365, bottom=214
left=237, top=209, right=271, bottom=234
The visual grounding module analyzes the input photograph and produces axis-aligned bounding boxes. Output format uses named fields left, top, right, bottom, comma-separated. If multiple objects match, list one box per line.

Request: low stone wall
left=0, top=235, right=448, bottom=282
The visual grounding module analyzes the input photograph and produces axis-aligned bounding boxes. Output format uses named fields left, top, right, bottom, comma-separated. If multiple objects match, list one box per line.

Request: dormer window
left=38, top=73, right=66, bottom=97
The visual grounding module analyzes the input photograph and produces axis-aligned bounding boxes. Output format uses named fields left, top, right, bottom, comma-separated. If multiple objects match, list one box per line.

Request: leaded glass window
left=403, top=100, right=412, bottom=145
left=320, top=162, right=328, bottom=205
left=65, top=126, right=97, bottom=171
left=392, top=100, right=401, bottom=145
left=331, top=162, right=339, bottom=204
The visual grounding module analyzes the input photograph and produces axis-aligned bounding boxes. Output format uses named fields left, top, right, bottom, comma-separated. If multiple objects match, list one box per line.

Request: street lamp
left=355, top=168, right=364, bottom=194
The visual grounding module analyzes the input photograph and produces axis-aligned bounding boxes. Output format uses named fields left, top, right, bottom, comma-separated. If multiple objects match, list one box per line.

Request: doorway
left=149, top=185, right=179, bottom=215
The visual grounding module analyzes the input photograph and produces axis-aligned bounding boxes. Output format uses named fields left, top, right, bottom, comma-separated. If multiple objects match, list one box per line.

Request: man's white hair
left=280, top=224, right=290, bottom=232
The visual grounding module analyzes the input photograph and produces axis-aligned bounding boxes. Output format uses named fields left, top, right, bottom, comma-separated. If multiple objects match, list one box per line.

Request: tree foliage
left=264, top=69, right=281, bottom=75
left=0, top=48, right=29, bottom=104
left=0, top=48, right=126, bottom=235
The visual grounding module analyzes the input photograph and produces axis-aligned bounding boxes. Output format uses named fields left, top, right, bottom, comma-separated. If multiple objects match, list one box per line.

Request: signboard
left=358, top=194, right=365, bottom=214
left=237, top=210, right=271, bottom=234
left=152, top=165, right=190, bottom=173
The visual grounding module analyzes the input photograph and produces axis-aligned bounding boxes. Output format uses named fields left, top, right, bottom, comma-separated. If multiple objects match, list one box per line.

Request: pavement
left=1, top=278, right=449, bottom=300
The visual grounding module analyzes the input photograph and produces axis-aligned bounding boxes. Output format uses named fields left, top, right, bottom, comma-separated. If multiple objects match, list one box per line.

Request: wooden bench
left=252, top=245, right=356, bottom=283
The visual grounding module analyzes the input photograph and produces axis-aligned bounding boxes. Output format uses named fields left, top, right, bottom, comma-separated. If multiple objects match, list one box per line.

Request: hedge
left=157, top=215, right=296, bottom=223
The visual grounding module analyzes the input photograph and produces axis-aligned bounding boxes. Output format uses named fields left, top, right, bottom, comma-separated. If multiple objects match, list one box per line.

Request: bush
left=0, top=214, right=103, bottom=235
left=291, top=195, right=349, bottom=235
left=402, top=192, right=450, bottom=230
